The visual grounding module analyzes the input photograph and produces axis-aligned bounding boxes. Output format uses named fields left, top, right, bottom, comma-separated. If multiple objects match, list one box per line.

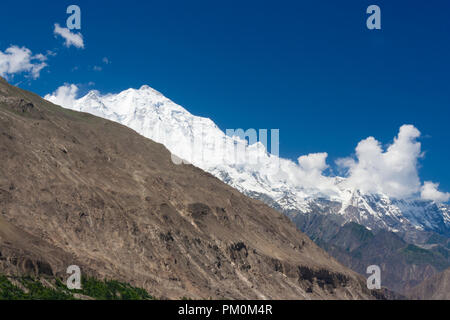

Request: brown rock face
left=407, top=268, right=450, bottom=300
left=0, top=77, right=378, bottom=299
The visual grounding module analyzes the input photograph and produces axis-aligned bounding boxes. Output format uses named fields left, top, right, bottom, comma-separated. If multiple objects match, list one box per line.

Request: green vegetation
left=425, top=233, right=448, bottom=245
left=432, top=245, right=450, bottom=259
left=343, top=222, right=375, bottom=244
left=71, top=277, right=153, bottom=300
left=400, top=244, right=448, bottom=270
left=0, top=275, right=73, bottom=300
left=0, top=276, right=29, bottom=300
left=0, top=275, right=153, bottom=300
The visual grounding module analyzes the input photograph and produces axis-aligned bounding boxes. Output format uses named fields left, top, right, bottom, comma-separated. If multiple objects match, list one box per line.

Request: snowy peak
left=45, top=84, right=450, bottom=239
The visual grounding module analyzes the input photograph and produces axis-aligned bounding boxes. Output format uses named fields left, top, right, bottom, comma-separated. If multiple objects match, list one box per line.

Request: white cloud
left=421, top=182, right=450, bottom=202
left=93, top=66, right=102, bottom=71
left=298, top=152, right=328, bottom=174
left=337, top=125, right=423, bottom=198
left=53, top=24, right=84, bottom=49
left=0, top=46, right=48, bottom=79
left=46, top=50, right=57, bottom=57
left=44, top=83, right=79, bottom=109
left=102, top=57, right=110, bottom=64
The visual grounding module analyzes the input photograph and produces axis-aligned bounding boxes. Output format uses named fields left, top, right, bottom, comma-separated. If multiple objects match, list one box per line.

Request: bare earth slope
left=407, top=268, right=450, bottom=300
left=0, top=77, right=378, bottom=299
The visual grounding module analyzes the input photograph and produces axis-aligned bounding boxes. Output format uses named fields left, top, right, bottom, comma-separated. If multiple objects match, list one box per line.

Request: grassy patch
left=0, top=275, right=153, bottom=300
left=400, top=244, right=448, bottom=270
left=71, top=277, right=154, bottom=300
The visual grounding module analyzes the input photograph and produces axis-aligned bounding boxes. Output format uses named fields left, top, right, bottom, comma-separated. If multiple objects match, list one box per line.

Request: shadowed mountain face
left=0, top=77, right=380, bottom=299
left=293, top=212, right=450, bottom=294
left=406, top=268, right=450, bottom=300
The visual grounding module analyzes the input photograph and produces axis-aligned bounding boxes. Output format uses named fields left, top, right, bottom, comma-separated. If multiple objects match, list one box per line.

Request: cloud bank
left=421, top=182, right=450, bottom=202
left=54, top=24, right=84, bottom=49
left=337, top=125, right=423, bottom=198
left=0, top=46, right=48, bottom=79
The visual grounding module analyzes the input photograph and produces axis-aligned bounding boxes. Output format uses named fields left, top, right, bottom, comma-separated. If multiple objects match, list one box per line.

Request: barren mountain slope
left=407, top=268, right=450, bottom=300
left=0, top=77, right=378, bottom=299
left=294, top=214, right=449, bottom=294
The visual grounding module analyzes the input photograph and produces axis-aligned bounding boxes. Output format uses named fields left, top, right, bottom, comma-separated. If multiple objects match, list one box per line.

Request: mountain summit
left=45, top=84, right=450, bottom=242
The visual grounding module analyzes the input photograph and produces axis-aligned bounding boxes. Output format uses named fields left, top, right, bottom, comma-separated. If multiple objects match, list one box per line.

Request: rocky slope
left=0, top=77, right=379, bottom=299
left=293, top=213, right=449, bottom=293
left=406, top=268, right=450, bottom=300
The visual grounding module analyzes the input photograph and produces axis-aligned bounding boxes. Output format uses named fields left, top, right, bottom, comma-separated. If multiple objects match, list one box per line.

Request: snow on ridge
left=45, top=84, right=450, bottom=237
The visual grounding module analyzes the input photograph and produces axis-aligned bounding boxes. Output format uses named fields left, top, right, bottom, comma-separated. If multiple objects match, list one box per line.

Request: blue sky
left=1, top=0, right=449, bottom=194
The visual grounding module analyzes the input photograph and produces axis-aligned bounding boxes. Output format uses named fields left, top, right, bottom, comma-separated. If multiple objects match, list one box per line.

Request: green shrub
left=0, top=274, right=153, bottom=300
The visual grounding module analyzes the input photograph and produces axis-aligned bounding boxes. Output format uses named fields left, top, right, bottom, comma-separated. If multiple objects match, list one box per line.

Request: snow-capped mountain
left=45, top=85, right=450, bottom=240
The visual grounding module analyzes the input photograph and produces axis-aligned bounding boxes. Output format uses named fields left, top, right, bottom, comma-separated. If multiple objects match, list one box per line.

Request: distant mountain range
left=294, top=214, right=449, bottom=293
left=45, top=84, right=450, bottom=295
